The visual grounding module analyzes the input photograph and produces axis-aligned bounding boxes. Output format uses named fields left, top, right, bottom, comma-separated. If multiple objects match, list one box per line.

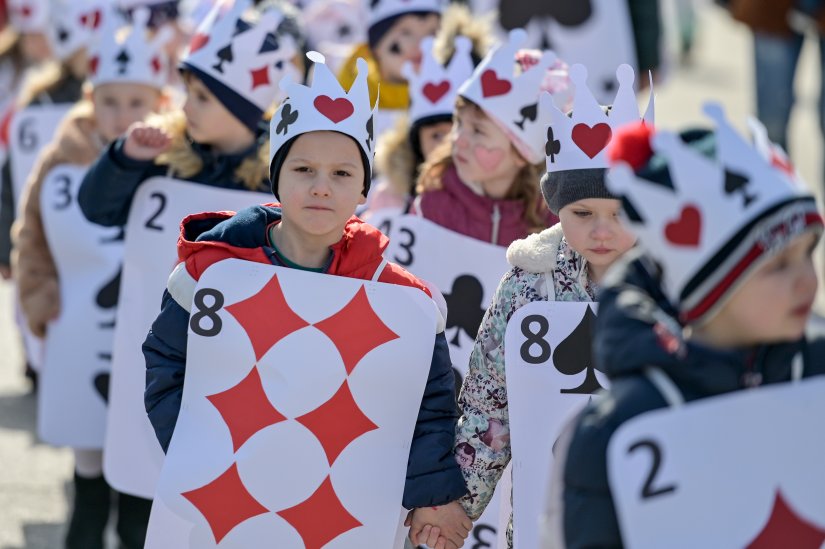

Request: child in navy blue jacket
left=142, top=50, right=471, bottom=549
left=77, top=1, right=300, bottom=227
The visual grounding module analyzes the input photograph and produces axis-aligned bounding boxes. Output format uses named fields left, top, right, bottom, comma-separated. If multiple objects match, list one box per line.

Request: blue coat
left=142, top=205, right=468, bottom=509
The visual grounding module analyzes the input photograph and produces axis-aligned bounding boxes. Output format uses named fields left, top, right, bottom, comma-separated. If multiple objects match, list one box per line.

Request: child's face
left=705, top=231, right=819, bottom=345
left=93, top=82, right=163, bottom=143
left=182, top=72, right=253, bottom=152
left=373, top=13, right=440, bottom=83
left=278, top=131, right=367, bottom=242
left=418, top=120, right=452, bottom=160
left=451, top=104, right=527, bottom=198
left=558, top=198, right=636, bottom=274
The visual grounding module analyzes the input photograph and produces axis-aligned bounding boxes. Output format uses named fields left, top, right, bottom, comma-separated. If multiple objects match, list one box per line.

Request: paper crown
left=403, top=35, right=474, bottom=126
left=8, top=0, right=50, bottom=32
left=458, top=29, right=557, bottom=164
left=180, top=0, right=297, bottom=118
left=88, top=8, right=170, bottom=89
left=542, top=64, right=654, bottom=174
left=45, top=0, right=105, bottom=61
left=270, top=51, right=377, bottom=174
left=607, top=103, right=823, bottom=322
left=368, top=0, right=443, bottom=28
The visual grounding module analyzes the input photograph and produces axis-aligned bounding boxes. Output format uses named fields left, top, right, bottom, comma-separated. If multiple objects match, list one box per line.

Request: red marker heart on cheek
left=473, top=145, right=505, bottom=171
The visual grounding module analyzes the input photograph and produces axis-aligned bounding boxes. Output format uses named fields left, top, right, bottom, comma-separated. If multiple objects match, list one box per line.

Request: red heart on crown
left=664, top=205, right=701, bottom=247
left=571, top=123, right=612, bottom=159
left=422, top=80, right=450, bottom=104
left=88, top=56, right=99, bottom=75
left=151, top=56, right=162, bottom=74
left=189, top=33, right=209, bottom=54
left=314, top=96, right=354, bottom=123
left=80, top=10, right=101, bottom=29
left=480, top=70, right=511, bottom=98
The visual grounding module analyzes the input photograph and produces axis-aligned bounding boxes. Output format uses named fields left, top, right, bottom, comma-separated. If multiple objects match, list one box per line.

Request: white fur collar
left=506, top=223, right=564, bottom=274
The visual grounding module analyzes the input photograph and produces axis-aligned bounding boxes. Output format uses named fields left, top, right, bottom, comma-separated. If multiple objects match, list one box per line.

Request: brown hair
left=0, top=27, right=25, bottom=77
left=416, top=98, right=547, bottom=234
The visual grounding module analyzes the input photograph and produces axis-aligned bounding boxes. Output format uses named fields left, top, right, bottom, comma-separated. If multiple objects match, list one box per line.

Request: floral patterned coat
left=454, top=223, right=596, bottom=547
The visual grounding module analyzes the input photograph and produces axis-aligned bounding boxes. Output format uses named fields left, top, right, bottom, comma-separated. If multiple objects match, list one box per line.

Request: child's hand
left=406, top=501, right=472, bottom=548
left=122, top=123, right=171, bottom=161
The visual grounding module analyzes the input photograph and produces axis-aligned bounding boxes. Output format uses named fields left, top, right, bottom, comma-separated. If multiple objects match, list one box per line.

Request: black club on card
left=93, top=371, right=110, bottom=403
left=276, top=104, right=298, bottom=135
left=365, top=115, right=374, bottom=150
left=116, top=49, right=130, bottom=75
left=546, top=127, right=561, bottom=163
left=514, top=103, right=538, bottom=131
left=553, top=306, right=604, bottom=394
left=442, top=275, right=486, bottom=347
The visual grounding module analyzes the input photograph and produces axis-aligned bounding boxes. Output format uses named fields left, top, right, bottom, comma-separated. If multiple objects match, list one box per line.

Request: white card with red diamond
left=104, top=178, right=270, bottom=498
left=503, top=301, right=606, bottom=548
left=146, top=258, right=439, bottom=548
left=607, top=376, right=825, bottom=548
left=37, top=164, right=124, bottom=448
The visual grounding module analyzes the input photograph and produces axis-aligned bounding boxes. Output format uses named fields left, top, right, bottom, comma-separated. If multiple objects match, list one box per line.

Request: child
left=413, top=29, right=562, bottom=247
left=366, top=4, right=490, bottom=214
left=10, top=10, right=170, bottom=548
left=418, top=64, right=653, bottom=548
left=76, top=0, right=299, bottom=228
left=142, top=50, right=472, bottom=548
left=338, top=0, right=442, bottom=138
left=551, top=106, right=825, bottom=548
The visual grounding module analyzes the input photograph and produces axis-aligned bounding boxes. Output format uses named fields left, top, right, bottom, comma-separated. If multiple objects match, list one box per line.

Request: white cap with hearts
left=45, top=0, right=107, bottom=61
left=8, top=0, right=50, bottom=32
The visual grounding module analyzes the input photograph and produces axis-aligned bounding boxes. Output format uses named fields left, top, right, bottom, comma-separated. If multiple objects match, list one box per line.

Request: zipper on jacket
left=491, top=204, right=501, bottom=245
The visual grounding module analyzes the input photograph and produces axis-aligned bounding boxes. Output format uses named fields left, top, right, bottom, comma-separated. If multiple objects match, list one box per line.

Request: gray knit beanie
left=540, top=168, right=615, bottom=215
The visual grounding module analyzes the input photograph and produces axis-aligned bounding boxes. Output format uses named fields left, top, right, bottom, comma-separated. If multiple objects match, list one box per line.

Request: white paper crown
left=542, top=64, right=654, bottom=174
left=46, top=0, right=105, bottom=61
left=402, top=35, right=473, bottom=126
left=181, top=0, right=297, bottom=113
left=368, top=0, right=443, bottom=28
left=8, top=0, right=50, bottom=32
left=458, top=28, right=557, bottom=164
left=270, top=51, right=378, bottom=173
left=89, top=8, right=170, bottom=89
left=607, top=102, right=819, bottom=312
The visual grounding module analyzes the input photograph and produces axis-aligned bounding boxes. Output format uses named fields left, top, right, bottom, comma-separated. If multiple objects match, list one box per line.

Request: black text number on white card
left=52, top=174, right=72, bottom=210
left=144, top=192, right=167, bottom=231
left=627, top=439, right=677, bottom=500
left=470, top=524, right=495, bottom=549
left=17, top=118, right=37, bottom=151
left=190, top=288, right=224, bottom=337
left=520, top=314, right=552, bottom=364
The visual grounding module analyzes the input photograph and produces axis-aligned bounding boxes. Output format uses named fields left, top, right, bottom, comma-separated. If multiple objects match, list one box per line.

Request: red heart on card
left=664, top=205, right=701, bottom=247
left=480, top=69, right=511, bottom=98
left=314, top=96, right=354, bottom=123
left=80, top=10, right=101, bottom=29
left=422, top=80, right=450, bottom=103
left=189, top=33, right=209, bottom=54
left=571, top=123, right=612, bottom=159
left=88, top=56, right=99, bottom=75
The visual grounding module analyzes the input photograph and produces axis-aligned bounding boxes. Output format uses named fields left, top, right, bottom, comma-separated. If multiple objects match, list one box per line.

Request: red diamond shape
left=250, top=66, right=270, bottom=89
left=313, top=286, right=399, bottom=374
left=277, top=476, right=362, bottom=549
left=746, top=490, right=825, bottom=548
left=226, top=274, right=310, bottom=361
left=296, top=380, right=378, bottom=465
left=206, top=366, right=287, bottom=452
left=182, top=462, right=269, bottom=544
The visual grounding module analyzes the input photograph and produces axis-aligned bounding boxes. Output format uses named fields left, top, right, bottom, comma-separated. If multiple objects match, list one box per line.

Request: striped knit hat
left=606, top=103, right=823, bottom=324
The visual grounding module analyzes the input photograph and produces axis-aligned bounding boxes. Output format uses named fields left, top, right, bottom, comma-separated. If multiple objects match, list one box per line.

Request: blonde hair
left=375, top=114, right=417, bottom=198
left=416, top=98, right=547, bottom=234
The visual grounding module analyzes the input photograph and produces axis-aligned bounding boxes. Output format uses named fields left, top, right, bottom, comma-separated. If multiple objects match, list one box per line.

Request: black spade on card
left=116, top=49, right=130, bottom=75
left=365, top=115, right=374, bottom=150
left=553, top=306, right=603, bottom=394
left=95, top=268, right=122, bottom=310
left=57, top=27, right=70, bottom=43
left=93, top=371, right=110, bottom=403
left=213, top=44, right=233, bottom=73
left=443, top=275, right=486, bottom=347
left=499, top=0, right=593, bottom=30
left=546, top=127, right=561, bottom=163
left=514, top=103, right=538, bottom=131
left=276, top=104, right=298, bottom=135
left=259, top=32, right=279, bottom=53
left=724, top=169, right=757, bottom=208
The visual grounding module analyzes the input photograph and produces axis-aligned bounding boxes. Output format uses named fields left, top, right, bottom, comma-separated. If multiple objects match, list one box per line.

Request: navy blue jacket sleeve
left=78, top=138, right=159, bottom=227
left=0, top=159, right=13, bottom=266
left=403, top=331, right=468, bottom=509
left=142, top=290, right=190, bottom=453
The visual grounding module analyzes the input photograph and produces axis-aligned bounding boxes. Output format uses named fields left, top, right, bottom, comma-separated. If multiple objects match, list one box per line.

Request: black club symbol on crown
left=365, top=115, right=374, bottom=151
left=276, top=104, right=298, bottom=135
left=546, top=127, right=561, bottom=163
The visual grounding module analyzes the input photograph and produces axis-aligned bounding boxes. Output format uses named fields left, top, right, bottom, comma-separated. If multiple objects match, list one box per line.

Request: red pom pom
left=608, top=121, right=655, bottom=172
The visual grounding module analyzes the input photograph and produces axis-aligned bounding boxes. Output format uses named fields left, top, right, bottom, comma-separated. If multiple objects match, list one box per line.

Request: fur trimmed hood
left=506, top=222, right=564, bottom=274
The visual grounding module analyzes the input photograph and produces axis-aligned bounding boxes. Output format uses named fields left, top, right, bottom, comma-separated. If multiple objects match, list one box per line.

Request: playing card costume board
left=607, top=375, right=825, bottom=548
left=104, top=178, right=270, bottom=497
left=37, top=164, right=124, bottom=447
left=145, top=259, right=438, bottom=548
left=467, top=0, right=637, bottom=104
left=504, top=301, right=606, bottom=548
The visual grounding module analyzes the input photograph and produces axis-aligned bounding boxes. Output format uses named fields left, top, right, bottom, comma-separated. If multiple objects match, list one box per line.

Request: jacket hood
left=596, top=252, right=812, bottom=398
left=506, top=223, right=563, bottom=273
